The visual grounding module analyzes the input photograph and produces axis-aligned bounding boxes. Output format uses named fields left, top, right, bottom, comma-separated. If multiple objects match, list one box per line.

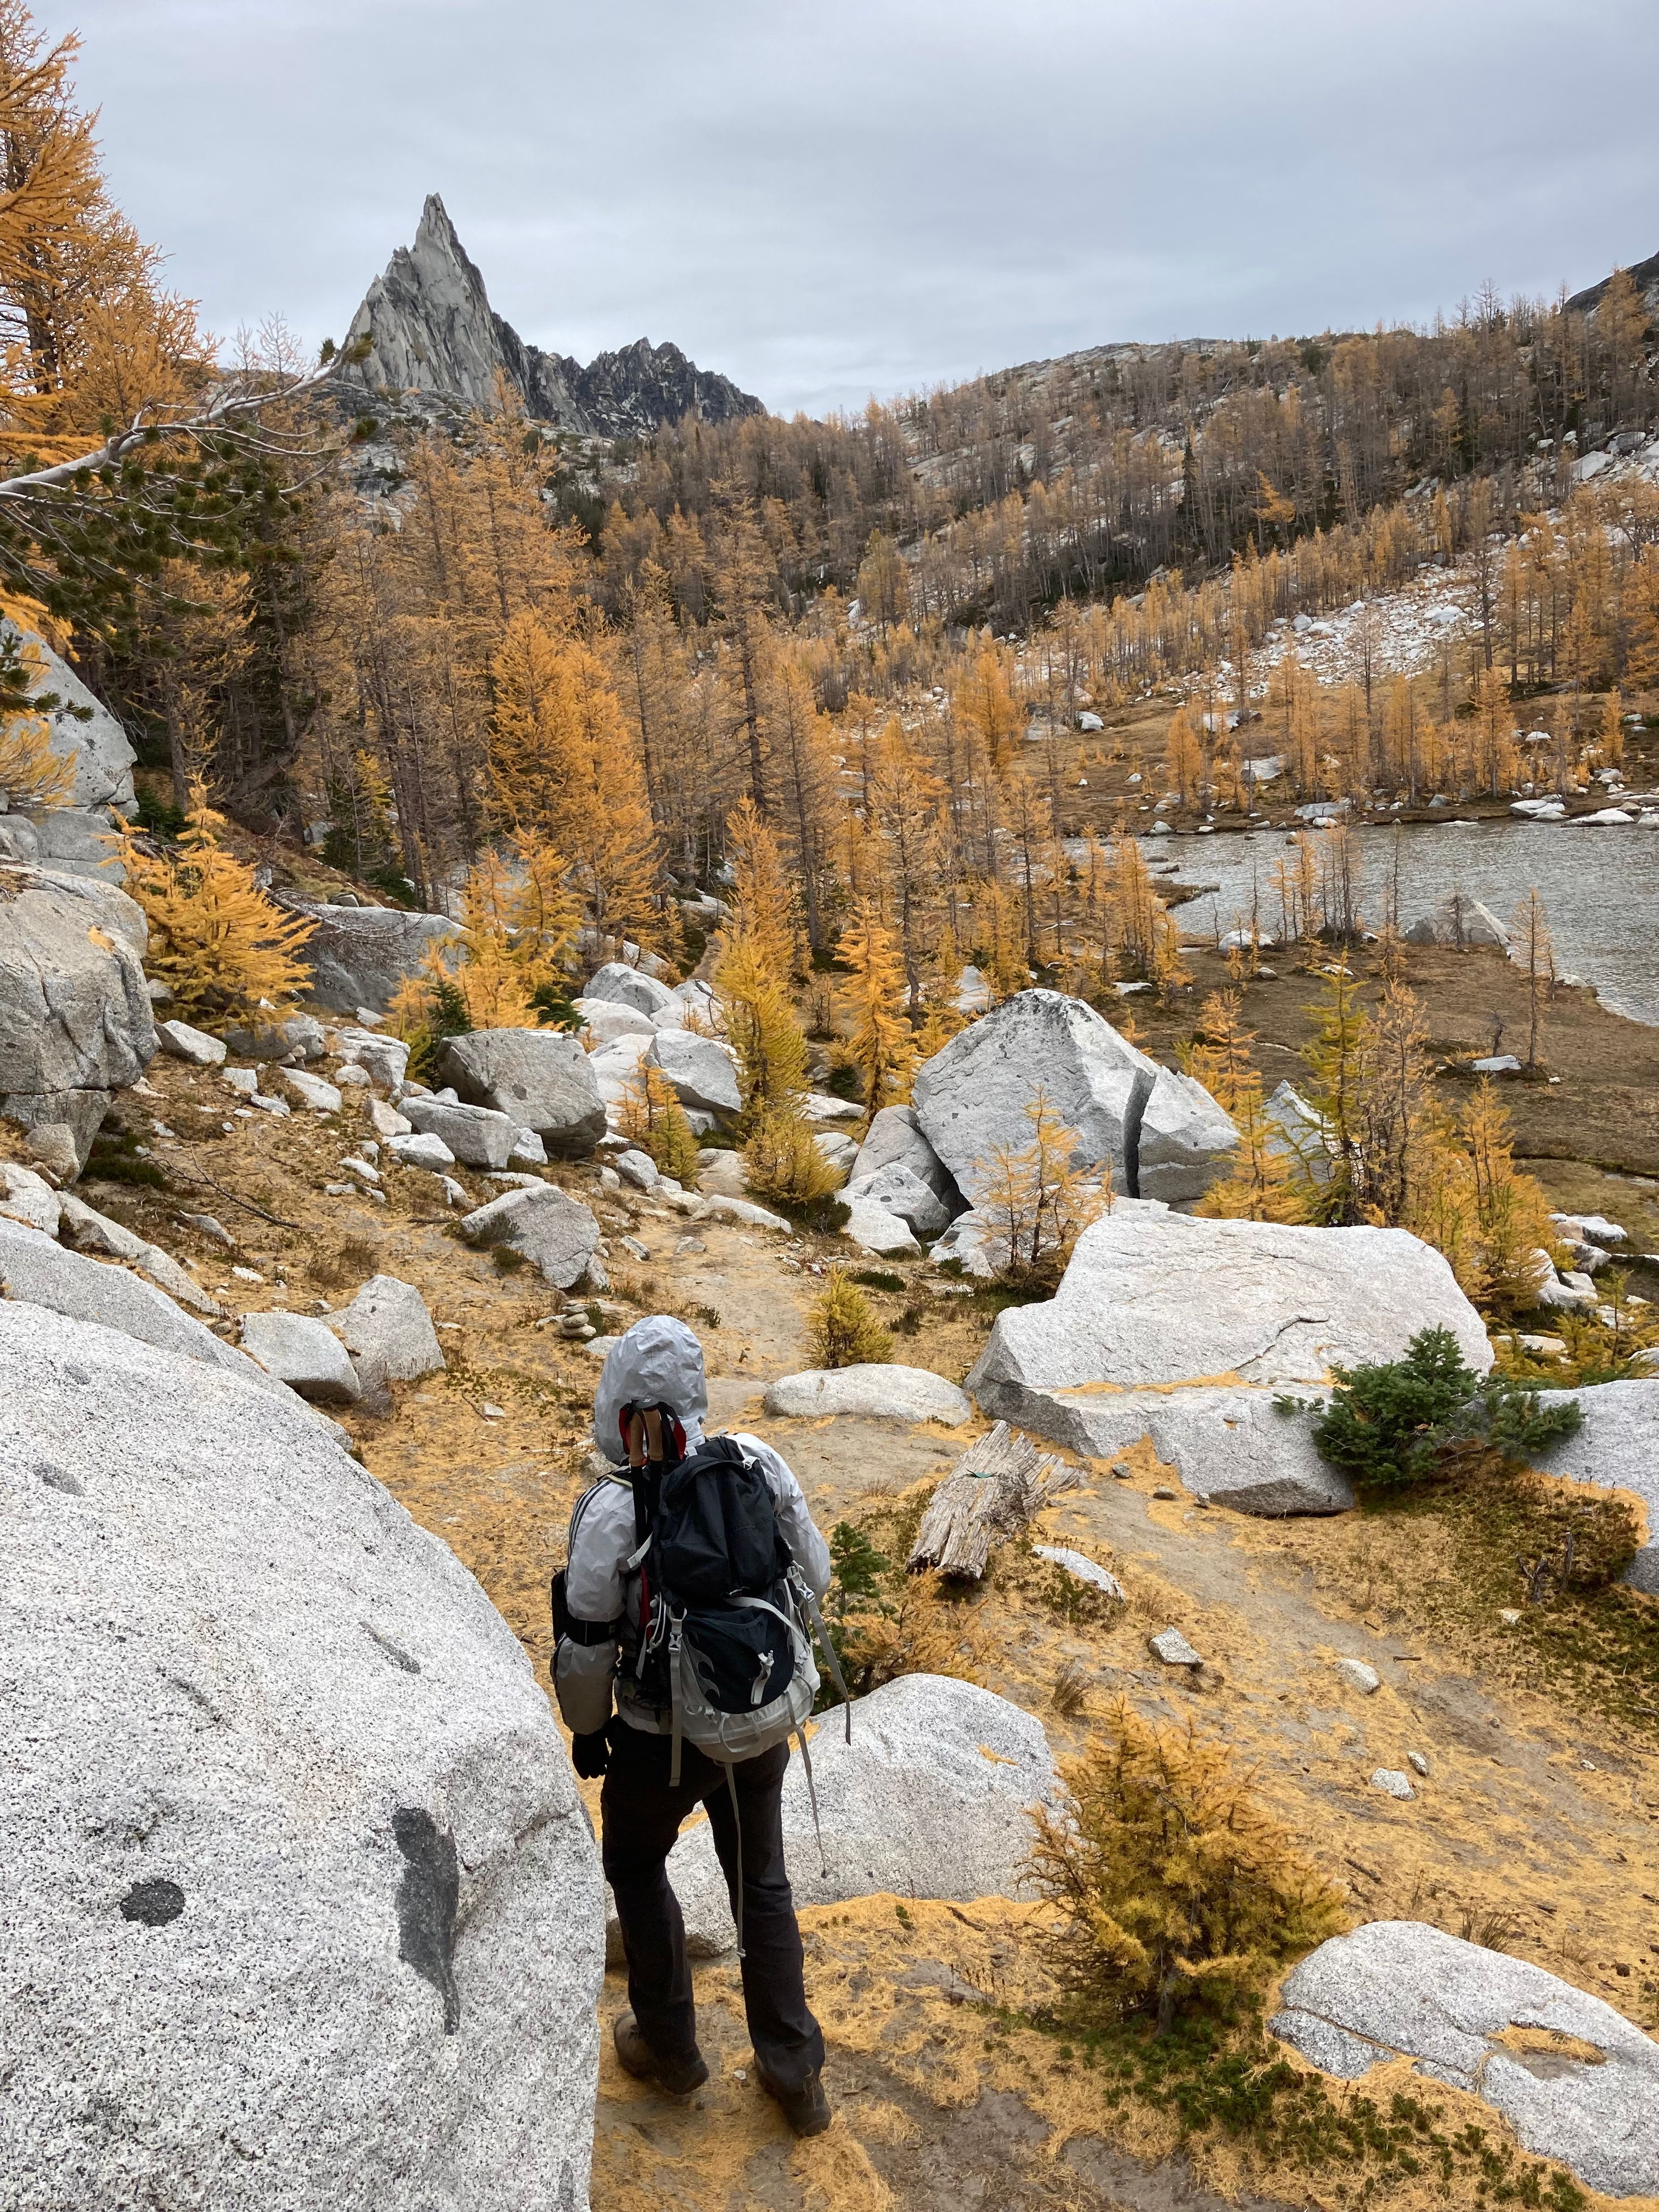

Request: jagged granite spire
left=341, top=194, right=763, bottom=437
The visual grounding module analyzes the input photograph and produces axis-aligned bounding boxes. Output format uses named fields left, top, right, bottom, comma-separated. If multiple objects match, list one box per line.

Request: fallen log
left=906, top=1420, right=1080, bottom=1581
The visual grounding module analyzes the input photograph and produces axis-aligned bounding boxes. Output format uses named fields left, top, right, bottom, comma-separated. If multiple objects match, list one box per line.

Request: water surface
left=1148, top=818, right=1659, bottom=1025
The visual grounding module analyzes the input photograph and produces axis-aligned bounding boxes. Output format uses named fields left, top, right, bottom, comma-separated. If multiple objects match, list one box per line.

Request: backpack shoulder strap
left=628, top=1466, right=656, bottom=1550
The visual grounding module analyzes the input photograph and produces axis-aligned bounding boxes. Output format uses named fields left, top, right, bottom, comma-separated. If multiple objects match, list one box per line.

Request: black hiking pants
left=600, top=1721, right=825, bottom=2090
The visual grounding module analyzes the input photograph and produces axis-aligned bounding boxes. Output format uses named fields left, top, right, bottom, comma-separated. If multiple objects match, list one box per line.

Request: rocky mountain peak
left=342, top=194, right=502, bottom=414
left=340, top=196, right=764, bottom=438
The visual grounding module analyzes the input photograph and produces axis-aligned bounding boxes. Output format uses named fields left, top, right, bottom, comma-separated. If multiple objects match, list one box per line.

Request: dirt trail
left=34, top=1058, right=1659, bottom=2212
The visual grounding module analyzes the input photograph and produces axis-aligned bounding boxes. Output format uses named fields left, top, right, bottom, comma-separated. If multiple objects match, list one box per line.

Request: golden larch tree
left=117, top=789, right=313, bottom=1028
left=0, top=4, right=202, bottom=469
left=837, top=899, right=915, bottom=1126
left=488, top=608, right=659, bottom=953
left=1510, top=887, right=1554, bottom=1071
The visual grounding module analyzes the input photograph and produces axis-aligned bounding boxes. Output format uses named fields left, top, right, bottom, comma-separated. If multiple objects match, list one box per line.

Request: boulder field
left=9, top=874, right=1659, bottom=2211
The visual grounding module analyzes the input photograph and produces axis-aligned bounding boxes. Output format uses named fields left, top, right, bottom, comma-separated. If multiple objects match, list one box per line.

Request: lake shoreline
left=1125, top=815, right=1659, bottom=1028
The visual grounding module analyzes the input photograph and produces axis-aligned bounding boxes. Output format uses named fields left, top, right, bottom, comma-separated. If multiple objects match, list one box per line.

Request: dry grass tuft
left=308, top=1234, right=381, bottom=1290
left=833, top=1569, right=990, bottom=1697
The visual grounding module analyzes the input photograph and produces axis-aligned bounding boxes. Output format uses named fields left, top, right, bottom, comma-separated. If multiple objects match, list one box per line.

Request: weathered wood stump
left=906, top=1420, right=1079, bottom=1580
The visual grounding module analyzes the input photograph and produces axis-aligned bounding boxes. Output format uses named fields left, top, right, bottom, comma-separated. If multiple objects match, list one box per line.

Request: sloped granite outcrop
left=0, top=1299, right=603, bottom=2211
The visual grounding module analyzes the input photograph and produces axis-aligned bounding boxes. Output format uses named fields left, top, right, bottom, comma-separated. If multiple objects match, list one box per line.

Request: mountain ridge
left=340, top=194, right=764, bottom=438
left=1566, top=244, right=1659, bottom=318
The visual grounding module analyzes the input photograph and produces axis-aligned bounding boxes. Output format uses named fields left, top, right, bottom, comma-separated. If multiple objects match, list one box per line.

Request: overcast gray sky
left=53, top=0, right=1659, bottom=419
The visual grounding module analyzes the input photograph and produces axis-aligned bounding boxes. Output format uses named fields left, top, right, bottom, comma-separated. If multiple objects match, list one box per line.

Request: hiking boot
left=755, top=2058, right=832, bottom=2137
left=612, top=2011, right=708, bottom=2098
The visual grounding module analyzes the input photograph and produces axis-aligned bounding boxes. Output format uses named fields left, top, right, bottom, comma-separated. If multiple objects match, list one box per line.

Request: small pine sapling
left=1028, top=1699, right=1350, bottom=2033
left=618, top=1063, right=701, bottom=1187
left=822, top=1530, right=989, bottom=1699
left=827, top=1520, right=890, bottom=1616
left=1302, top=1324, right=1582, bottom=1493
left=809, top=1266, right=893, bottom=1369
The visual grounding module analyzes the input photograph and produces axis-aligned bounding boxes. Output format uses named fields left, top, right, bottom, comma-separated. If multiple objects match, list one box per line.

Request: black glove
left=571, top=1729, right=610, bottom=1780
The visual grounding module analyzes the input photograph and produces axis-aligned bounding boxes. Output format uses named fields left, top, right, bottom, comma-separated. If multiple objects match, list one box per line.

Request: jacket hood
left=592, top=1314, right=709, bottom=1464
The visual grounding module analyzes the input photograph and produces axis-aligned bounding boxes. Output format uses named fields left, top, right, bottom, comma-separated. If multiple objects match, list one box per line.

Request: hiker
left=552, top=1314, right=836, bottom=2137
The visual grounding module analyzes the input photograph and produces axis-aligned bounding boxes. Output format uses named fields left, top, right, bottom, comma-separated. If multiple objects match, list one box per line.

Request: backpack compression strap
left=792, top=1575, right=853, bottom=1745
left=723, top=1762, right=747, bottom=1960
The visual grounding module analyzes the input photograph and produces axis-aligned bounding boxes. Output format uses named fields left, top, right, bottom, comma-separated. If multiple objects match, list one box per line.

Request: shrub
left=743, top=1108, right=844, bottom=1209
left=85, top=1130, right=164, bottom=1188
left=1301, top=1324, right=1581, bottom=1493
left=819, top=1519, right=986, bottom=1703
left=809, top=1266, right=892, bottom=1368
left=310, top=1235, right=381, bottom=1290
left=1028, top=1700, right=1349, bottom=2032
left=1050, top=1659, right=1090, bottom=1719
left=802, top=973, right=837, bottom=1037
left=617, top=1063, right=701, bottom=1187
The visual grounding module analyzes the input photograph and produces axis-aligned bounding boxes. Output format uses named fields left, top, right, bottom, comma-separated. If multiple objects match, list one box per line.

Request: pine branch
left=0, top=361, right=346, bottom=501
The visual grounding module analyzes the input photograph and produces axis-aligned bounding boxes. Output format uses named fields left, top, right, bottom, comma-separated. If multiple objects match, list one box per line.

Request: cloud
left=54, top=0, right=1659, bottom=416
